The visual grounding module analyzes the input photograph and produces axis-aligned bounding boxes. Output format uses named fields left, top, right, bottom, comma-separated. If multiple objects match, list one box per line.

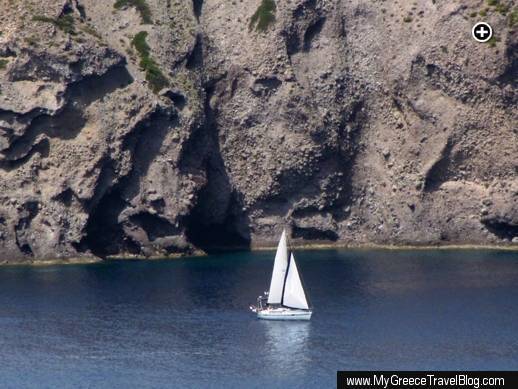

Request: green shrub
left=131, top=31, right=168, bottom=92
left=144, top=62, right=169, bottom=93
left=131, top=31, right=151, bottom=57
left=114, top=0, right=152, bottom=24
left=403, top=16, right=413, bottom=22
left=0, top=59, right=8, bottom=70
left=479, top=9, right=487, bottom=17
left=249, top=0, right=276, bottom=32
left=509, top=8, right=518, bottom=27
left=32, top=14, right=76, bottom=34
left=486, top=0, right=498, bottom=6
left=495, top=3, right=509, bottom=14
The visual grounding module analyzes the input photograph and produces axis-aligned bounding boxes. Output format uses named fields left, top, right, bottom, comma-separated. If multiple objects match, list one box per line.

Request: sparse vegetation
left=24, top=36, right=38, bottom=46
left=32, top=14, right=76, bottom=35
left=131, top=31, right=169, bottom=93
left=114, top=0, right=152, bottom=24
left=0, top=59, right=8, bottom=70
left=132, top=31, right=151, bottom=57
left=80, top=24, right=102, bottom=39
left=510, top=8, right=518, bottom=27
left=73, top=36, right=86, bottom=44
left=495, top=3, right=509, bottom=15
left=483, top=0, right=509, bottom=14
left=249, top=0, right=276, bottom=32
left=473, top=1, right=515, bottom=27
left=487, top=36, right=497, bottom=47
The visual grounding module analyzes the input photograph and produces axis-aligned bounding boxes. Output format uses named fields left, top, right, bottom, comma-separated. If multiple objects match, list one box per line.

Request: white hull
left=257, top=307, right=312, bottom=321
left=252, top=230, right=312, bottom=320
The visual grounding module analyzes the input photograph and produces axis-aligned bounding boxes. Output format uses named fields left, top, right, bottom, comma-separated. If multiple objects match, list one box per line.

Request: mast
left=280, top=247, right=291, bottom=306
left=267, top=229, right=289, bottom=305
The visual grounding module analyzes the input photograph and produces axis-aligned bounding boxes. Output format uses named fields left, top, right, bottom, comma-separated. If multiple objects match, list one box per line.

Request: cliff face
left=0, top=0, right=516, bottom=262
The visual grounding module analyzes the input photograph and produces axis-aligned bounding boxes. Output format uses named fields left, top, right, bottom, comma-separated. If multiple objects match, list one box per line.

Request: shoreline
left=252, top=242, right=518, bottom=252
left=0, top=257, right=102, bottom=267
left=0, top=242, right=517, bottom=267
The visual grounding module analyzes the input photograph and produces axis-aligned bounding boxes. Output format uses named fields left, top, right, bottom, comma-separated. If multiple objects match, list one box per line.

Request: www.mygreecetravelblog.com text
left=337, top=371, right=515, bottom=389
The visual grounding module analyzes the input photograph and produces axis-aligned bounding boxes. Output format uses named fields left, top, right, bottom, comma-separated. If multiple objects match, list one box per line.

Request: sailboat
left=250, top=229, right=312, bottom=320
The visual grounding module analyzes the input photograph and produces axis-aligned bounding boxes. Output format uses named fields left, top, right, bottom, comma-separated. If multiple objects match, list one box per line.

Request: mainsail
left=267, top=230, right=289, bottom=304
left=281, top=253, right=310, bottom=310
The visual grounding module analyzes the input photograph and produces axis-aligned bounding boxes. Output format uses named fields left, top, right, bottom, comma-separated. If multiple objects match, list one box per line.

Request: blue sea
left=0, top=249, right=517, bottom=388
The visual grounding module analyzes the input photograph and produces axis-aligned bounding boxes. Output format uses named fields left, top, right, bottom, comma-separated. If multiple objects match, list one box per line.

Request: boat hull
left=257, top=308, right=312, bottom=321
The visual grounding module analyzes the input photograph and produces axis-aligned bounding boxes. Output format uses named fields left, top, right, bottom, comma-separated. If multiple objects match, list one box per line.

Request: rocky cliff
left=0, top=0, right=516, bottom=262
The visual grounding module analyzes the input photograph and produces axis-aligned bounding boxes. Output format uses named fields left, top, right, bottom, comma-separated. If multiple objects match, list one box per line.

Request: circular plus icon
left=472, top=22, right=493, bottom=43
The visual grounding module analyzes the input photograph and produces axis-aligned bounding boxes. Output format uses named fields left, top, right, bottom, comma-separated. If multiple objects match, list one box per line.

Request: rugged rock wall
left=0, top=0, right=516, bottom=262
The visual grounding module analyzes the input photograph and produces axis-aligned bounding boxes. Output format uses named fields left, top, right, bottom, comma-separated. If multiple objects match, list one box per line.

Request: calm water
left=0, top=250, right=517, bottom=388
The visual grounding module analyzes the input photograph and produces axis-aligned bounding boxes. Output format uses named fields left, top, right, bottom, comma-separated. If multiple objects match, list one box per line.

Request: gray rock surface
left=0, top=0, right=516, bottom=262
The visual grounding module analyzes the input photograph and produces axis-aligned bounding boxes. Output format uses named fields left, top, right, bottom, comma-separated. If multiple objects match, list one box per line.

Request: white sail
left=282, top=253, right=309, bottom=310
left=267, top=230, right=289, bottom=304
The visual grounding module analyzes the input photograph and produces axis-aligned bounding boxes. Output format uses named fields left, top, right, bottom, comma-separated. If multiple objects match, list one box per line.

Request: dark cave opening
left=129, top=212, right=178, bottom=241
left=184, top=190, right=251, bottom=253
left=180, top=81, right=251, bottom=253
left=482, top=219, right=518, bottom=241
left=80, top=189, right=133, bottom=258
left=77, top=109, right=176, bottom=258
left=18, top=243, right=34, bottom=256
left=292, top=225, right=338, bottom=241
left=14, top=201, right=40, bottom=257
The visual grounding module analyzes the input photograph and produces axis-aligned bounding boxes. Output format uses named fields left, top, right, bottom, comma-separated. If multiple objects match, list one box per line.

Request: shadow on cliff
left=0, top=65, right=133, bottom=169
left=179, top=81, right=251, bottom=254
left=80, top=84, right=251, bottom=256
left=78, top=109, right=179, bottom=257
left=481, top=218, right=518, bottom=241
left=77, top=36, right=251, bottom=257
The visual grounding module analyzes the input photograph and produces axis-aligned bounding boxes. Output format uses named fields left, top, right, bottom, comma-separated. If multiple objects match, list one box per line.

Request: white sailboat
left=250, top=230, right=312, bottom=320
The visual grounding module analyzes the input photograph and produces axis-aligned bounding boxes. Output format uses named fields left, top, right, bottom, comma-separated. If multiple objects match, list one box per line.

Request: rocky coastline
left=0, top=0, right=516, bottom=263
